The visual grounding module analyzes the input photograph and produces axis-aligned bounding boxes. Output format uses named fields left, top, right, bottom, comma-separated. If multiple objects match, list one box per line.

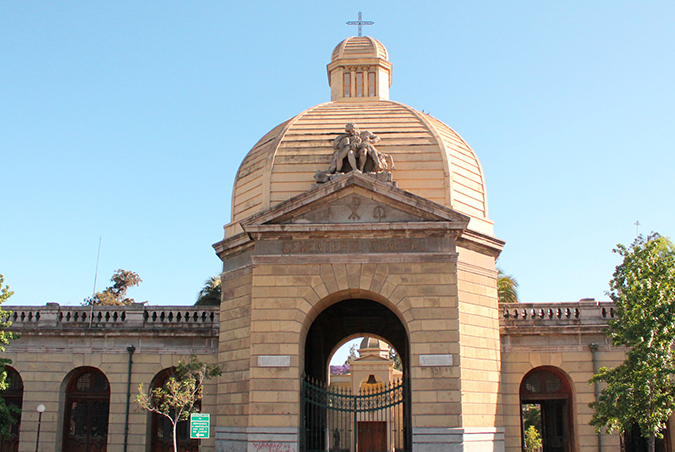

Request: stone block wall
left=218, top=268, right=253, bottom=429
left=216, top=256, right=470, bottom=435
left=3, top=305, right=219, bottom=452
left=500, top=302, right=623, bottom=452
left=456, top=247, right=502, bottom=432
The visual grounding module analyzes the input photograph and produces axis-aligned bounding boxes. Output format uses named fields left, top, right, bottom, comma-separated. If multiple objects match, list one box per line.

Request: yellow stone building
left=1, top=35, right=668, bottom=452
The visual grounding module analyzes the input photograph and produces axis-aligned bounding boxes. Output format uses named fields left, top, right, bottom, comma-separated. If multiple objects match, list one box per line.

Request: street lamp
left=35, top=404, right=45, bottom=452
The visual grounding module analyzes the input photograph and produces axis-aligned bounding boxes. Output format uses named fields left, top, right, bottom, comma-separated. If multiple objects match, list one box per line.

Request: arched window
left=62, top=367, right=110, bottom=452
left=149, top=368, right=199, bottom=452
left=520, top=367, right=573, bottom=452
left=0, top=366, right=23, bottom=452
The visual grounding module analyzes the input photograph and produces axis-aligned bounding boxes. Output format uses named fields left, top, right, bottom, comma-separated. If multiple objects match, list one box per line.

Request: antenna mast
left=93, top=236, right=102, bottom=295
left=89, top=237, right=102, bottom=327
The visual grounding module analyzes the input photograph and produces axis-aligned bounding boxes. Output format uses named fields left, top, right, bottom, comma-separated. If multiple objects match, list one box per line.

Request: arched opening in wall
left=302, top=298, right=410, bottom=452
left=623, top=422, right=670, bottom=452
left=62, top=367, right=110, bottom=452
left=0, top=366, right=23, bottom=452
left=520, top=367, right=574, bottom=452
left=148, top=368, right=199, bottom=452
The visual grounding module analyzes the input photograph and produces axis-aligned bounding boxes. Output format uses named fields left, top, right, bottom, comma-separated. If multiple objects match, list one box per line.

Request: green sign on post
left=190, top=413, right=210, bottom=439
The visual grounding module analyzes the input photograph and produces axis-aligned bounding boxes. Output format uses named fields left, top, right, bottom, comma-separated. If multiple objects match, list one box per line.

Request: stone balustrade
left=1, top=303, right=219, bottom=331
left=499, top=301, right=615, bottom=330
left=2, top=301, right=612, bottom=332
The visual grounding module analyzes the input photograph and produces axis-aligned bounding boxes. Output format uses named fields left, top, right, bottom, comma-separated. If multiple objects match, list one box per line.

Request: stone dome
left=228, top=38, right=493, bottom=236
left=331, top=36, right=388, bottom=62
left=359, top=337, right=386, bottom=350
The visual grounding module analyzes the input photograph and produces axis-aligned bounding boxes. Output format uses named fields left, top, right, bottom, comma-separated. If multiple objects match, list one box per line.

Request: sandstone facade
left=2, top=34, right=666, bottom=452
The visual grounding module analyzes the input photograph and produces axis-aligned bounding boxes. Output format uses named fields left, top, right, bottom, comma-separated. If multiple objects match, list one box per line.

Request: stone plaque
left=257, top=236, right=452, bottom=256
left=419, top=354, right=453, bottom=367
left=258, top=355, right=291, bottom=367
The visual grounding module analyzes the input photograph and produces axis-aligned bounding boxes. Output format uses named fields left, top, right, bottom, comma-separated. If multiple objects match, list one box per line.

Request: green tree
left=0, top=275, right=19, bottom=436
left=590, top=233, right=675, bottom=452
left=389, top=347, right=402, bottom=371
left=522, top=404, right=542, bottom=452
left=497, top=268, right=519, bottom=303
left=136, top=356, right=221, bottom=452
left=195, top=275, right=221, bottom=306
left=522, top=403, right=541, bottom=431
left=84, top=269, right=142, bottom=306
left=524, top=424, right=542, bottom=452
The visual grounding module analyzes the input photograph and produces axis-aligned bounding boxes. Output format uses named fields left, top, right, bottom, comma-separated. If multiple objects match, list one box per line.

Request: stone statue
left=356, top=129, right=395, bottom=173
left=329, top=122, right=362, bottom=174
left=316, top=123, right=395, bottom=183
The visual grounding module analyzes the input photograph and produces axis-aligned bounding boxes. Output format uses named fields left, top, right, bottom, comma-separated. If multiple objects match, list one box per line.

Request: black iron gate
left=301, top=377, right=410, bottom=452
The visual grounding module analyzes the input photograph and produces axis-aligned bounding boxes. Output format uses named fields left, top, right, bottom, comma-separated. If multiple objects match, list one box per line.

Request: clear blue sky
left=2, top=1, right=674, bottom=307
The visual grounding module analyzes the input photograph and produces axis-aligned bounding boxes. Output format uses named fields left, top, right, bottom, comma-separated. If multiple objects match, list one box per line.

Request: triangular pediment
left=354, top=355, right=391, bottom=363
left=239, top=171, right=470, bottom=230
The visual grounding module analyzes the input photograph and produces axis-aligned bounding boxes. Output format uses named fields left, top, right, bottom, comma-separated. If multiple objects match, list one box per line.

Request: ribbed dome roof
left=331, top=36, right=388, bottom=62
left=230, top=100, right=492, bottom=235
left=227, top=37, right=493, bottom=236
left=360, top=337, right=385, bottom=350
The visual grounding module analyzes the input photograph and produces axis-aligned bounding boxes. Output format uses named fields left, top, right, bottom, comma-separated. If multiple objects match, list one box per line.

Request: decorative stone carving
left=315, top=122, right=395, bottom=183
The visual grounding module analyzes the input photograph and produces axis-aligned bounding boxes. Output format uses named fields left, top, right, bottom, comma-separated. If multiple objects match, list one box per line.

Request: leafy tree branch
left=0, top=275, right=19, bottom=436
left=590, top=233, right=675, bottom=452
left=84, top=269, right=142, bottom=306
left=136, top=356, right=221, bottom=452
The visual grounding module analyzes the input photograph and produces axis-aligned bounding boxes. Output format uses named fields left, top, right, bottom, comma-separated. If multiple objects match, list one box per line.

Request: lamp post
left=35, top=404, right=45, bottom=452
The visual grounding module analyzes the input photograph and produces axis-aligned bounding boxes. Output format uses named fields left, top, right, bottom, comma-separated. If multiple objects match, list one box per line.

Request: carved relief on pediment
left=278, top=193, right=425, bottom=225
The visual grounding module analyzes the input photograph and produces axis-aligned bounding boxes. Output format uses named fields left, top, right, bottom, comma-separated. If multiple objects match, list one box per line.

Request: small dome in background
left=360, top=337, right=387, bottom=351
left=358, top=337, right=390, bottom=360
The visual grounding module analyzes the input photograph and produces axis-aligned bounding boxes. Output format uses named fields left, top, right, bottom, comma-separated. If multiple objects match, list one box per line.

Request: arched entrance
left=62, top=367, right=110, bottom=452
left=0, top=366, right=23, bottom=452
left=148, top=368, right=199, bottom=452
left=302, top=298, right=410, bottom=452
left=520, top=367, right=574, bottom=452
left=624, top=422, right=670, bottom=452
left=304, top=298, right=409, bottom=381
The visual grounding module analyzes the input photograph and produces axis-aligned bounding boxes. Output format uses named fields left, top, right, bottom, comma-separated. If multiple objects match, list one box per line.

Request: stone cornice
left=245, top=221, right=463, bottom=235
left=457, top=229, right=505, bottom=257
left=251, top=252, right=458, bottom=265
left=213, top=232, right=254, bottom=261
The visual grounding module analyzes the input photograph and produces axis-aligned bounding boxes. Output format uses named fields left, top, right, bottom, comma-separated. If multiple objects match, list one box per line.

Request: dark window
left=0, top=367, right=23, bottom=452
left=63, top=367, right=110, bottom=452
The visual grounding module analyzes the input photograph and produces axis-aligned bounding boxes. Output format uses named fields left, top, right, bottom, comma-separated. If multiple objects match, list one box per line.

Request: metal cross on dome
left=346, top=11, right=374, bottom=37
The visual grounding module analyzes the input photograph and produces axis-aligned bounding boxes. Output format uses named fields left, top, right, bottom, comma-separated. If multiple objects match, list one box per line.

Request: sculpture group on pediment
left=315, top=122, right=395, bottom=183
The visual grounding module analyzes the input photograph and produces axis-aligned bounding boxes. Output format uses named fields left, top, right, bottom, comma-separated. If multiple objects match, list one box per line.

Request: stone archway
left=62, top=367, right=110, bottom=452
left=147, top=367, right=199, bottom=452
left=304, top=298, right=409, bottom=382
left=520, top=366, right=575, bottom=452
left=302, top=297, right=410, bottom=452
left=0, top=366, right=23, bottom=452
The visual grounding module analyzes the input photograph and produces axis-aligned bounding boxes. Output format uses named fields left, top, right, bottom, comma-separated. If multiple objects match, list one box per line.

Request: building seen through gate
left=302, top=337, right=407, bottom=452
